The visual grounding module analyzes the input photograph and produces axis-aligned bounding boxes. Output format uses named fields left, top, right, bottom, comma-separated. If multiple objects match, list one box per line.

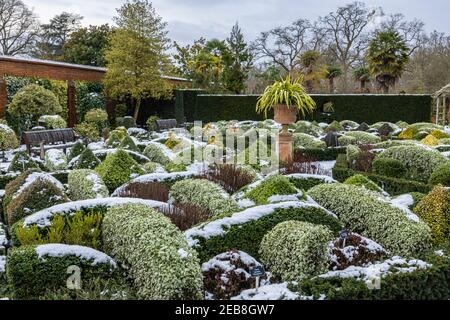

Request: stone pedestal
left=279, top=132, right=294, bottom=164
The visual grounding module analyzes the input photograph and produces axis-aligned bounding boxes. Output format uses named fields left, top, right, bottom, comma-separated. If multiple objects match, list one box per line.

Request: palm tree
left=326, top=65, right=343, bottom=93
left=367, top=31, right=409, bottom=94
left=299, top=50, right=327, bottom=93
left=353, top=66, right=371, bottom=93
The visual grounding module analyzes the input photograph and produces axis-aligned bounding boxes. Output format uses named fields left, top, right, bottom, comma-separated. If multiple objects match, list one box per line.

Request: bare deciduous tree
left=0, top=0, right=39, bottom=56
left=252, top=19, right=318, bottom=73
left=318, top=1, right=379, bottom=91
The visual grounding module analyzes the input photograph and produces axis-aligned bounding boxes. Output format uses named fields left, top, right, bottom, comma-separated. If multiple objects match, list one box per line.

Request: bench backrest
left=23, top=128, right=77, bottom=145
left=156, top=119, right=178, bottom=131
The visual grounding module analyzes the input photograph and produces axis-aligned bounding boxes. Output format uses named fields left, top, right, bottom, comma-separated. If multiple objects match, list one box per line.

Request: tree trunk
left=133, top=98, right=141, bottom=121
left=382, top=84, right=389, bottom=94
left=360, top=80, right=366, bottom=93
left=329, top=78, right=334, bottom=93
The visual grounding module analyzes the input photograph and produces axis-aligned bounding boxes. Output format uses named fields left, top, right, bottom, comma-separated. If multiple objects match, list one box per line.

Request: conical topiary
left=74, top=148, right=101, bottom=170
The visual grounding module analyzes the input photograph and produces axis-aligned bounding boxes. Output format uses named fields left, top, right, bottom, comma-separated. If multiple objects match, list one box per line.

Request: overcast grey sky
left=22, top=0, right=450, bottom=46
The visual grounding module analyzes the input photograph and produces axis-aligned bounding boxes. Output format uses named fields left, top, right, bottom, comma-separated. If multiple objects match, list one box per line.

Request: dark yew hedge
left=174, top=90, right=432, bottom=124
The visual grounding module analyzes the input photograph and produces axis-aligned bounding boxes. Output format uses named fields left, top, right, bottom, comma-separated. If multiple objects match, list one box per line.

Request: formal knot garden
left=1, top=101, right=450, bottom=299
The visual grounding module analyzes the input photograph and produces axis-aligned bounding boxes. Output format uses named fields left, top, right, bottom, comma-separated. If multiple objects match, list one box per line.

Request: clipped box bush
left=340, top=131, right=381, bottom=145
left=143, top=143, right=171, bottom=165
left=169, top=179, right=237, bottom=216
left=414, top=186, right=450, bottom=246
left=375, top=145, right=447, bottom=182
left=7, top=244, right=118, bottom=299
left=288, top=174, right=336, bottom=191
left=8, top=84, right=62, bottom=129
left=293, top=133, right=326, bottom=149
left=7, top=151, right=39, bottom=173
left=96, top=149, right=144, bottom=192
left=244, top=175, right=297, bottom=205
left=259, top=221, right=333, bottom=281
left=309, top=183, right=432, bottom=257
left=372, top=157, right=406, bottom=178
left=68, top=169, right=109, bottom=201
left=71, top=148, right=101, bottom=170
left=344, top=174, right=383, bottom=193
left=38, top=115, right=67, bottom=129
left=67, top=141, right=86, bottom=161
left=118, top=135, right=139, bottom=152
left=44, top=149, right=68, bottom=171
left=185, top=203, right=342, bottom=262
left=0, top=123, right=20, bottom=151
left=428, top=161, right=450, bottom=186
left=4, top=170, right=68, bottom=225
left=102, top=204, right=203, bottom=300
left=75, top=122, right=100, bottom=141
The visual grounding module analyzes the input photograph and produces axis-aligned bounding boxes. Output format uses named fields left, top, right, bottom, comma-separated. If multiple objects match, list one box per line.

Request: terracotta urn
left=273, top=104, right=297, bottom=125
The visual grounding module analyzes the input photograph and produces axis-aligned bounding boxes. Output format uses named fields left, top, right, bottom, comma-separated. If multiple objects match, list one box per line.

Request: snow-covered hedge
left=375, top=145, right=447, bottom=182
left=308, top=184, right=432, bottom=257
left=7, top=244, right=118, bottom=299
left=185, top=201, right=342, bottom=262
left=260, top=221, right=333, bottom=281
left=344, top=174, right=384, bottom=193
left=69, top=148, right=101, bottom=170
left=102, top=204, right=203, bottom=299
left=294, top=121, right=323, bottom=137
left=293, top=133, right=326, bottom=149
left=44, top=149, right=68, bottom=171
left=4, top=170, right=68, bottom=225
left=68, top=169, right=109, bottom=201
left=339, top=131, right=381, bottom=146
left=244, top=175, right=298, bottom=205
left=169, top=179, right=237, bottom=216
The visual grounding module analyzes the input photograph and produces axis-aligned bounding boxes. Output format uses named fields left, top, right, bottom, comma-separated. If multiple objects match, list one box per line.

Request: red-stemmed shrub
left=202, top=164, right=255, bottom=194
left=158, top=203, right=209, bottom=231
left=115, top=181, right=169, bottom=202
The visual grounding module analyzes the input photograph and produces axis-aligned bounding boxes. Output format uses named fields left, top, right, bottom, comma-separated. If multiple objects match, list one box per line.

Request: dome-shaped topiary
left=8, top=84, right=62, bottom=129
left=429, top=161, right=450, bottom=186
left=38, top=115, right=67, bottom=129
left=95, top=149, right=144, bottom=192
left=259, top=221, right=334, bottom=281
left=143, top=143, right=170, bottom=165
left=244, top=175, right=297, bottom=205
left=344, top=174, right=383, bottom=193
left=0, top=123, right=20, bottom=151
left=68, top=169, right=109, bottom=200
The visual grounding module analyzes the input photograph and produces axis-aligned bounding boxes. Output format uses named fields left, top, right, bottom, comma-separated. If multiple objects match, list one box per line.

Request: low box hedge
left=332, top=154, right=433, bottom=196
left=185, top=203, right=342, bottom=262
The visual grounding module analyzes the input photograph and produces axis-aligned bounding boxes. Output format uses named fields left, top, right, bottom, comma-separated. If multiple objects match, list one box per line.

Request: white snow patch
left=0, top=256, right=5, bottom=273
left=389, top=194, right=420, bottom=222
left=35, top=244, right=116, bottom=268
left=14, top=172, right=65, bottom=199
left=24, top=198, right=168, bottom=228
left=287, top=173, right=337, bottom=183
left=231, top=283, right=298, bottom=300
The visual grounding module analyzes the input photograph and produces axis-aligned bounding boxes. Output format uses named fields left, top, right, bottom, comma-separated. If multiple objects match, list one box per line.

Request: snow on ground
left=231, top=283, right=298, bottom=300
left=23, top=197, right=169, bottom=228
left=35, top=244, right=117, bottom=268
left=319, top=256, right=431, bottom=282
left=45, top=149, right=66, bottom=167
left=185, top=200, right=336, bottom=247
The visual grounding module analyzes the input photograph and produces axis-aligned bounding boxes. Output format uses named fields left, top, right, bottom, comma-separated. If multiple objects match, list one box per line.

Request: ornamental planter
left=273, top=104, right=297, bottom=126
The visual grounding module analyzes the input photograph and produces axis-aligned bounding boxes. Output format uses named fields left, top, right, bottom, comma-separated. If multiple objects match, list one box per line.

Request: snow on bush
left=185, top=201, right=342, bottom=262
left=309, top=183, right=432, bottom=257
left=202, top=250, right=273, bottom=300
left=259, top=221, right=334, bottom=281
left=7, top=244, right=118, bottom=299
left=375, top=145, right=447, bottom=182
left=231, top=283, right=299, bottom=300
left=243, top=174, right=298, bottom=205
left=143, top=143, right=172, bottom=165
left=0, top=123, right=19, bottom=151
left=102, top=204, right=203, bottom=299
left=38, top=115, right=67, bottom=129
left=169, top=179, right=237, bottom=216
left=44, top=149, right=68, bottom=171
left=7, top=151, right=39, bottom=173
left=339, top=131, right=381, bottom=146
left=328, top=233, right=388, bottom=270
left=293, top=133, right=326, bottom=149
left=68, top=169, right=109, bottom=201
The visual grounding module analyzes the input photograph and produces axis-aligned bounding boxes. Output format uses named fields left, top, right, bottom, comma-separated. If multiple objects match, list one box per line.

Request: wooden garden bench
left=156, top=119, right=178, bottom=131
left=23, top=128, right=78, bottom=159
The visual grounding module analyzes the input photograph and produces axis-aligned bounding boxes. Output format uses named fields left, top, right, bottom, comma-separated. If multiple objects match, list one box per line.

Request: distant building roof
left=0, top=55, right=191, bottom=83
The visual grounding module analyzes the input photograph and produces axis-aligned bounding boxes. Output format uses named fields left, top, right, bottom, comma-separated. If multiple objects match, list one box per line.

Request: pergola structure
left=0, top=55, right=191, bottom=127
left=434, top=84, right=450, bottom=125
